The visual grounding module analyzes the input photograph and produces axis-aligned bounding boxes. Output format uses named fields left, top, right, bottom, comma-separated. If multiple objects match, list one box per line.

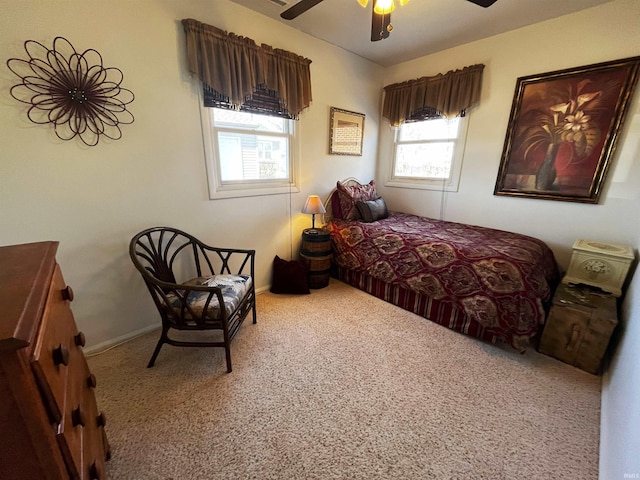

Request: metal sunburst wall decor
left=7, top=36, right=134, bottom=147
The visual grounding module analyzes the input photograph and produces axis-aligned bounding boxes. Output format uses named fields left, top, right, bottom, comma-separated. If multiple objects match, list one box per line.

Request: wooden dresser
left=0, top=242, right=110, bottom=479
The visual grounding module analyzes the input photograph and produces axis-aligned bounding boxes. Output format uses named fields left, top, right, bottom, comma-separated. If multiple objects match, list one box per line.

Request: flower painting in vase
left=494, top=56, right=640, bottom=203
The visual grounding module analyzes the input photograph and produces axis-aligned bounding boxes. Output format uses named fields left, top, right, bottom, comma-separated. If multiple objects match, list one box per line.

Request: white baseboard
left=84, top=324, right=160, bottom=356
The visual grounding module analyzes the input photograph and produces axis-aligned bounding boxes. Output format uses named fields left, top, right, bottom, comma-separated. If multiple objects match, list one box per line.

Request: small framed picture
left=329, top=107, right=365, bottom=156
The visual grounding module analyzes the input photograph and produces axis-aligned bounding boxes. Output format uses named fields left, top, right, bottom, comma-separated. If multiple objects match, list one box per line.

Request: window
left=385, top=116, right=468, bottom=191
left=201, top=107, right=299, bottom=199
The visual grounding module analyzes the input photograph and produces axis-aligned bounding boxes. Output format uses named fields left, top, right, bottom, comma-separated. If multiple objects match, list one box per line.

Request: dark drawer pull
left=74, top=331, right=86, bottom=347
left=89, top=461, right=101, bottom=480
left=72, top=406, right=85, bottom=427
left=52, top=344, right=69, bottom=366
left=97, top=411, right=107, bottom=427
left=87, top=373, right=98, bottom=389
left=62, top=285, right=74, bottom=302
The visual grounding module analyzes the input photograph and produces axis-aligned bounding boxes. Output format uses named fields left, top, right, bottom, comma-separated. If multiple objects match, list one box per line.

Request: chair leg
left=224, top=345, right=232, bottom=373
left=251, top=298, right=257, bottom=324
left=147, top=326, right=168, bottom=368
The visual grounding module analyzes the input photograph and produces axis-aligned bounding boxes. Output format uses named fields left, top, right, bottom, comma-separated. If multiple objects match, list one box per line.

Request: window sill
left=208, top=183, right=300, bottom=200
left=385, top=178, right=459, bottom=192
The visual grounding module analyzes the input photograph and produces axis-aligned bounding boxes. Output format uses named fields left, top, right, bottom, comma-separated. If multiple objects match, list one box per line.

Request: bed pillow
left=335, top=180, right=378, bottom=220
left=356, top=197, right=389, bottom=223
left=270, top=255, right=310, bottom=294
left=331, top=192, right=344, bottom=220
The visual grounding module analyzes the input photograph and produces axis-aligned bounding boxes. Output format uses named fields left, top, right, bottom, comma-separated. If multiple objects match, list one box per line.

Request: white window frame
left=199, top=101, right=301, bottom=200
left=382, top=116, right=469, bottom=192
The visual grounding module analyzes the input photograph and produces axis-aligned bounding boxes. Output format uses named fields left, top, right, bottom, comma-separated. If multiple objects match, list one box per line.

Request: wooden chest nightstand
left=538, top=283, right=618, bottom=374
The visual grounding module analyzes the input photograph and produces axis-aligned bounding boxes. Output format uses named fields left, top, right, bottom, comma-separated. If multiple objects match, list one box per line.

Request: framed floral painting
left=494, top=56, right=640, bottom=203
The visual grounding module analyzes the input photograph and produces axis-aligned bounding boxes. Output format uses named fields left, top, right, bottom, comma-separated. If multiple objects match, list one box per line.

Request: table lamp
left=302, top=195, right=326, bottom=231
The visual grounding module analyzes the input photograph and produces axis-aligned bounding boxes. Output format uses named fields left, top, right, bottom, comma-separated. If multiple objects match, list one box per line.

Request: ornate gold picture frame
left=329, top=107, right=364, bottom=156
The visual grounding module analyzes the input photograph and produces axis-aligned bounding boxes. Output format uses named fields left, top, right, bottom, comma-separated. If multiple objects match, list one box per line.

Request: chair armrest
left=205, top=246, right=256, bottom=256
left=149, top=278, right=229, bottom=321
left=196, top=243, right=256, bottom=276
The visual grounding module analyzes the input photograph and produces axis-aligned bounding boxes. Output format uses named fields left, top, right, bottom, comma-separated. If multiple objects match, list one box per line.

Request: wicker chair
left=129, top=227, right=256, bottom=372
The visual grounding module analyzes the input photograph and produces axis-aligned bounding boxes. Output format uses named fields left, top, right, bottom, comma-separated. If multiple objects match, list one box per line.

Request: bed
left=324, top=178, right=559, bottom=351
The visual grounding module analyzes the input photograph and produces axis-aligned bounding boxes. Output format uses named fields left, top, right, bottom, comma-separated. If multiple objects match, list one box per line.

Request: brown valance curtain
left=182, top=18, right=312, bottom=118
left=382, top=64, right=485, bottom=126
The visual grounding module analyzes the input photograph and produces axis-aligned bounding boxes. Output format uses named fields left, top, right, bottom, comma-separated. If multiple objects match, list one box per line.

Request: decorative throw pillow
left=356, top=197, right=389, bottom=222
left=331, top=192, right=345, bottom=220
left=335, top=180, right=378, bottom=220
left=270, top=255, right=310, bottom=294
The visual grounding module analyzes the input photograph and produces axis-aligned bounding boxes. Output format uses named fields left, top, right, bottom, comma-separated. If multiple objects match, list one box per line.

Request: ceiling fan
left=281, top=0, right=498, bottom=42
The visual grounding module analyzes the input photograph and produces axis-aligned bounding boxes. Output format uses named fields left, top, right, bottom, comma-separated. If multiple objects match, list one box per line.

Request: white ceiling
left=229, top=0, right=613, bottom=67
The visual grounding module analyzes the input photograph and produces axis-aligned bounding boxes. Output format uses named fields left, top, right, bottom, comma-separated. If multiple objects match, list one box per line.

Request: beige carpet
left=88, top=279, right=600, bottom=479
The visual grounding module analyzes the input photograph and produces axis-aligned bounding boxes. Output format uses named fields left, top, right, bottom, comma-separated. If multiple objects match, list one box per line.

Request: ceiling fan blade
left=371, top=6, right=391, bottom=42
left=466, top=0, right=498, bottom=7
left=281, top=0, right=325, bottom=20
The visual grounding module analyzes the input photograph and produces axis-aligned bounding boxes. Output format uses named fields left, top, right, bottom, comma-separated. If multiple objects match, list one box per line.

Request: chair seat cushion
left=166, top=274, right=252, bottom=320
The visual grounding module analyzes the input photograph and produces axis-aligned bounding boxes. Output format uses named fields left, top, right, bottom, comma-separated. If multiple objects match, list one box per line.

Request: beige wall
left=0, top=0, right=382, bottom=348
left=602, top=235, right=640, bottom=478
left=1, top=0, right=638, bottom=474
left=377, top=0, right=640, bottom=272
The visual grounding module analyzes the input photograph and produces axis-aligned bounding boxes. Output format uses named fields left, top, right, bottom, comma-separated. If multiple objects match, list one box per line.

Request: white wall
left=601, top=236, right=640, bottom=478
left=0, top=0, right=382, bottom=348
left=377, top=0, right=640, bottom=272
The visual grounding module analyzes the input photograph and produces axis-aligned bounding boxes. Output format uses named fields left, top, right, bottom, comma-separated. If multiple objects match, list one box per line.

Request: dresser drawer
left=57, top=341, right=87, bottom=479
left=31, top=265, right=77, bottom=423
left=75, top=350, right=108, bottom=480
left=83, top=383, right=108, bottom=480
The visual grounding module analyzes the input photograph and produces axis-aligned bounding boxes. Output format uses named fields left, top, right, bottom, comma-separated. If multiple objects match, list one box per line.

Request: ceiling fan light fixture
left=373, top=0, right=395, bottom=15
left=399, top=0, right=410, bottom=5
left=357, top=0, right=369, bottom=7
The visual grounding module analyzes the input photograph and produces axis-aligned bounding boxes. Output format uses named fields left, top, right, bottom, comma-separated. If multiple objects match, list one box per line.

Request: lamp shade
left=302, top=195, right=326, bottom=215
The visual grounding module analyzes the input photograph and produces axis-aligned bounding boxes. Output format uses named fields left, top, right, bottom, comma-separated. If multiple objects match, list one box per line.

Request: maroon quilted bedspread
left=329, top=212, right=559, bottom=350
